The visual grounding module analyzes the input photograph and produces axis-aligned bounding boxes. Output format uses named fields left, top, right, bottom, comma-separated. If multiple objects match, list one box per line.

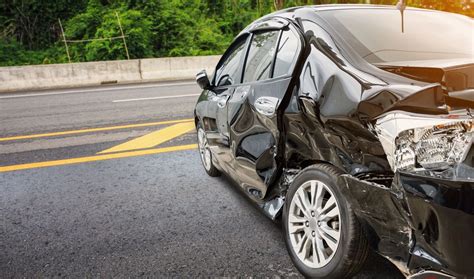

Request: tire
left=282, top=164, right=369, bottom=279
left=196, top=122, right=221, bottom=177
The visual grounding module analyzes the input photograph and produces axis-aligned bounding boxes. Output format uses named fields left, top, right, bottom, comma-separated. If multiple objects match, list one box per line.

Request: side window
left=274, top=29, right=301, bottom=78
left=243, top=31, right=279, bottom=83
left=215, top=38, right=247, bottom=87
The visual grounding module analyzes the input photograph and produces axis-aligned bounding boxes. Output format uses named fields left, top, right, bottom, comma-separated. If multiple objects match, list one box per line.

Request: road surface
left=0, top=82, right=403, bottom=277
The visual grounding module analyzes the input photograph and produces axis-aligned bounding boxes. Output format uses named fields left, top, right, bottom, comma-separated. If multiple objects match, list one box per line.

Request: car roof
left=266, top=4, right=441, bottom=20
left=289, top=4, right=431, bottom=12
left=244, top=3, right=468, bottom=38
left=240, top=4, right=451, bottom=39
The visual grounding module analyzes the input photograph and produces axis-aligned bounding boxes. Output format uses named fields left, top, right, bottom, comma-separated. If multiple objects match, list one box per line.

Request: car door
left=200, top=35, right=249, bottom=155
left=226, top=21, right=303, bottom=200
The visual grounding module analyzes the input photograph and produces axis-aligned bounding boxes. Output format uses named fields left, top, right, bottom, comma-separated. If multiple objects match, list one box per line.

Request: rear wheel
left=197, top=123, right=220, bottom=177
left=283, top=164, right=369, bottom=278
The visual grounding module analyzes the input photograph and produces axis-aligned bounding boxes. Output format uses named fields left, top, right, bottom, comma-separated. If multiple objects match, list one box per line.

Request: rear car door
left=227, top=21, right=303, bottom=200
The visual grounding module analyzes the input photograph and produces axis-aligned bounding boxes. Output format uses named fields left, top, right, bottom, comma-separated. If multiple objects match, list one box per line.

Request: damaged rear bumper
left=339, top=172, right=474, bottom=277
left=399, top=172, right=474, bottom=277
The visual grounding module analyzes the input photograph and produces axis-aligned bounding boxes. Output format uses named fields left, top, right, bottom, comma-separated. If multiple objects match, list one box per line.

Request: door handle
left=254, top=97, right=279, bottom=116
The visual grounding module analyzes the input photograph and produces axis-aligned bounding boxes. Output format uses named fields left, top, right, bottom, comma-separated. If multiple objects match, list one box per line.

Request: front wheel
left=196, top=123, right=220, bottom=177
left=282, top=164, right=369, bottom=278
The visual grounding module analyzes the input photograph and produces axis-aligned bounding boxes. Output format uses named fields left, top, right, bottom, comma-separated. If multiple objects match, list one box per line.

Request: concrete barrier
left=140, top=56, right=218, bottom=82
left=0, top=55, right=221, bottom=93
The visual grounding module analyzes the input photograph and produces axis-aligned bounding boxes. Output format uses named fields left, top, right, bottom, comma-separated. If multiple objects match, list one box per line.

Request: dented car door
left=227, top=22, right=303, bottom=200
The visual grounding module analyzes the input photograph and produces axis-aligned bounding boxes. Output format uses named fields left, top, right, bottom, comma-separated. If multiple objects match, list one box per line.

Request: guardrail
left=0, top=55, right=221, bottom=93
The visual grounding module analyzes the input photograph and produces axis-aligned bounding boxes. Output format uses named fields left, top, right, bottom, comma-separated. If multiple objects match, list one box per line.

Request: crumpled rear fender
left=337, top=174, right=412, bottom=274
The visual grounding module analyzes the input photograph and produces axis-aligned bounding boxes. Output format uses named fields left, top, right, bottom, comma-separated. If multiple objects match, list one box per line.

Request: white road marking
left=0, top=82, right=197, bottom=99
left=112, top=94, right=200, bottom=103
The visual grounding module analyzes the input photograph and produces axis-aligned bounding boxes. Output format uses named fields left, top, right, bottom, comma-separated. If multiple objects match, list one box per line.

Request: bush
left=0, top=39, right=68, bottom=66
left=84, top=9, right=153, bottom=61
left=64, top=2, right=153, bottom=62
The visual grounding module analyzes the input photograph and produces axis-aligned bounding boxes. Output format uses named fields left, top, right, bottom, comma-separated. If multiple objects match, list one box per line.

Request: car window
left=274, top=29, right=300, bottom=78
left=243, top=31, right=280, bottom=83
left=215, top=38, right=247, bottom=87
left=320, top=9, right=474, bottom=63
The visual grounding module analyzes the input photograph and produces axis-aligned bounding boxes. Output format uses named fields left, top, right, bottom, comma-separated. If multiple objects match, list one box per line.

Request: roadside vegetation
left=0, top=0, right=472, bottom=66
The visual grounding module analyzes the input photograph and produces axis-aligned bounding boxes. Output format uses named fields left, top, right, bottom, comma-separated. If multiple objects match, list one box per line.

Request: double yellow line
left=0, top=118, right=194, bottom=142
left=0, top=119, right=198, bottom=172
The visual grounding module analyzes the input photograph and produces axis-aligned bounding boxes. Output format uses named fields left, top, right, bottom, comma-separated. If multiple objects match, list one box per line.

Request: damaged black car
left=194, top=4, right=473, bottom=278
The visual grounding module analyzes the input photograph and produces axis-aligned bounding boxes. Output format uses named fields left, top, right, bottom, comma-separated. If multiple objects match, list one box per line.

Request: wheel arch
left=194, top=115, right=199, bottom=128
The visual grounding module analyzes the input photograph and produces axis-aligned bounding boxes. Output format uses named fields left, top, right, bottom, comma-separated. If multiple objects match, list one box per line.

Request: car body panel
left=197, top=18, right=305, bottom=201
left=399, top=173, right=474, bottom=276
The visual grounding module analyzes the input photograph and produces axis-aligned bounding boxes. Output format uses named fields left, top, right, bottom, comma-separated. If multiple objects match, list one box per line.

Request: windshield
left=320, top=8, right=474, bottom=64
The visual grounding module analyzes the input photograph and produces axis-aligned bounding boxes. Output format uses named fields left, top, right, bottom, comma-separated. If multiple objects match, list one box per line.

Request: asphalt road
left=0, top=82, right=403, bottom=277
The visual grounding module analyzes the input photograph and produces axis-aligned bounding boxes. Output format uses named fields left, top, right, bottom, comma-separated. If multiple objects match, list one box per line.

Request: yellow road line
left=98, top=122, right=195, bottom=154
left=0, top=144, right=198, bottom=173
left=0, top=118, right=194, bottom=142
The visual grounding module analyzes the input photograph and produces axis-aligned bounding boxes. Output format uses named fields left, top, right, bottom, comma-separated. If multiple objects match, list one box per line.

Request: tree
left=0, top=0, right=87, bottom=50
left=0, top=0, right=472, bottom=66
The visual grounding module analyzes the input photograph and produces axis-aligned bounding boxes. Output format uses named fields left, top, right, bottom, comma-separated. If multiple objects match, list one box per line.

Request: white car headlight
left=395, top=121, right=473, bottom=171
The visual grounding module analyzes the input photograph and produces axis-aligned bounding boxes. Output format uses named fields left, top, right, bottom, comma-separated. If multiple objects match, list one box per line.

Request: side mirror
left=196, top=70, right=211, bottom=90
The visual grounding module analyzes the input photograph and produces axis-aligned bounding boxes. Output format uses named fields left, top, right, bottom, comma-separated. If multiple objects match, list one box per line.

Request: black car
left=193, top=4, right=473, bottom=278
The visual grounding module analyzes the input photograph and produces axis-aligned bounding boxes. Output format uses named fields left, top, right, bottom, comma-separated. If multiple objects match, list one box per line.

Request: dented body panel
left=399, top=173, right=474, bottom=276
left=194, top=5, right=474, bottom=277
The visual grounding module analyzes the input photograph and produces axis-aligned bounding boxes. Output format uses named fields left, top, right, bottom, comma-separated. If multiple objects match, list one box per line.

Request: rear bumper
left=399, top=172, right=474, bottom=277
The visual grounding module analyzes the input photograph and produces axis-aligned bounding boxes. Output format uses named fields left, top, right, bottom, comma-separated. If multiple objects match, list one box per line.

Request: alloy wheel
left=287, top=180, right=341, bottom=268
left=197, top=128, right=212, bottom=171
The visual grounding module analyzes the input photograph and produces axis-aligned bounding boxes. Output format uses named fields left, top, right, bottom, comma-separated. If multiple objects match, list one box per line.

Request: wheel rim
left=288, top=180, right=341, bottom=269
left=197, top=128, right=212, bottom=171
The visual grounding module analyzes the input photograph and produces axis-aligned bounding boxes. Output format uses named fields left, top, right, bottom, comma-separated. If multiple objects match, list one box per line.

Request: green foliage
left=0, top=0, right=472, bottom=66
left=148, top=1, right=229, bottom=57
left=0, top=0, right=87, bottom=50
left=66, top=6, right=153, bottom=62
left=0, top=38, right=69, bottom=66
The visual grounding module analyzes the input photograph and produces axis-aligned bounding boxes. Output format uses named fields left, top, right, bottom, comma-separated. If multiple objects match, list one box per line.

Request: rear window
left=274, top=29, right=301, bottom=78
left=320, top=9, right=474, bottom=63
left=243, top=31, right=279, bottom=83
